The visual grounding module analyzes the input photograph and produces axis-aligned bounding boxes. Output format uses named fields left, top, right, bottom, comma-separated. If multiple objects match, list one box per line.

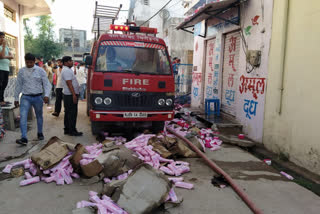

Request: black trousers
left=0, top=71, right=9, bottom=102
left=54, top=88, right=63, bottom=114
left=63, top=94, right=78, bottom=133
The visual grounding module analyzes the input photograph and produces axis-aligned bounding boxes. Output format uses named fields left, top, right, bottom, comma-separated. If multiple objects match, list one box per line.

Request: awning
left=92, top=2, right=122, bottom=35
left=177, top=0, right=244, bottom=32
left=16, top=0, right=52, bottom=18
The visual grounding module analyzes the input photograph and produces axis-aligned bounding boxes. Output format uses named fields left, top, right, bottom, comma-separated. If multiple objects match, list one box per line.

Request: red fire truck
left=85, top=24, right=175, bottom=135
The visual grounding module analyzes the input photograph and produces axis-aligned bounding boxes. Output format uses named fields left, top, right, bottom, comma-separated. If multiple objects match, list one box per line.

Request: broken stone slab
left=217, top=134, right=256, bottom=148
left=97, top=145, right=142, bottom=178
left=72, top=207, right=95, bottom=214
left=80, top=175, right=101, bottom=186
left=111, top=164, right=172, bottom=214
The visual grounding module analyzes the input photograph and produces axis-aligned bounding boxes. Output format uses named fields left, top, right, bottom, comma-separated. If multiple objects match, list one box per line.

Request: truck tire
left=152, top=121, right=165, bottom=134
left=91, top=121, right=101, bottom=135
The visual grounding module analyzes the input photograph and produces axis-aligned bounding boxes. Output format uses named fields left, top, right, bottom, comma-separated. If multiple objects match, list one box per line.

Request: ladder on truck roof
left=92, top=1, right=122, bottom=39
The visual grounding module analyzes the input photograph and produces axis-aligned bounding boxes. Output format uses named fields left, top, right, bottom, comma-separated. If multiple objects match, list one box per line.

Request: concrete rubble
left=1, top=116, right=230, bottom=213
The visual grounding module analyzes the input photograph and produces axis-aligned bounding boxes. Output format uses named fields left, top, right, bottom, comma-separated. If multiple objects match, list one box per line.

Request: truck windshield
left=95, top=44, right=171, bottom=75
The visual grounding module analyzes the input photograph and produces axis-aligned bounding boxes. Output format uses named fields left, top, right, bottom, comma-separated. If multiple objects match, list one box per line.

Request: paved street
left=0, top=101, right=319, bottom=214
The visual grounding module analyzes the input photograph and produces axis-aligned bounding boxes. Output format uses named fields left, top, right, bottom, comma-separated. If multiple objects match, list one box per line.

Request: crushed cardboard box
left=148, top=137, right=172, bottom=158
left=70, top=144, right=88, bottom=172
left=80, top=160, right=104, bottom=178
left=31, top=141, right=69, bottom=170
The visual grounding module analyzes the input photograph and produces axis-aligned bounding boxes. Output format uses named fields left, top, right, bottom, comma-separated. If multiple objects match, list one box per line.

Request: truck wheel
left=91, top=121, right=101, bottom=135
left=152, top=121, right=165, bottom=134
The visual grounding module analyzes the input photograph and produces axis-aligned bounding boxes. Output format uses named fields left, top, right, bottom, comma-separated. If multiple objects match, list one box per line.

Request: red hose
left=167, top=127, right=263, bottom=214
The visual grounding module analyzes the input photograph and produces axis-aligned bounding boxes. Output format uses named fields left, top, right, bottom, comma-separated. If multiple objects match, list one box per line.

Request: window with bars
left=143, top=0, right=149, bottom=6
left=4, top=6, right=15, bottom=22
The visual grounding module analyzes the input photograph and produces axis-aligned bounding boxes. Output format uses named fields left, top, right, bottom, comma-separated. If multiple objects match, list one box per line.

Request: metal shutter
left=221, top=31, right=241, bottom=116
left=204, top=38, right=216, bottom=101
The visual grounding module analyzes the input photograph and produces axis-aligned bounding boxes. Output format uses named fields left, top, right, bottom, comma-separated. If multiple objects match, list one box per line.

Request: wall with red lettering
left=191, top=36, right=205, bottom=108
left=190, top=0, right=274, bottom=142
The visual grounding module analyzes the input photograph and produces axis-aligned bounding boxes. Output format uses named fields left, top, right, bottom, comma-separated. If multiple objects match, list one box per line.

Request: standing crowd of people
left=0, top=31, right=87, bottom=143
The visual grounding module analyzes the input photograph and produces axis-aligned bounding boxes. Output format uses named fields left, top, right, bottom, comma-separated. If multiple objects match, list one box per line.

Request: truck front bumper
left=90, top=110, right=174, bottom=122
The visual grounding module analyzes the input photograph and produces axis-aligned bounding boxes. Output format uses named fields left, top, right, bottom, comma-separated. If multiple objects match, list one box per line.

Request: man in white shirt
left=61, top=56, right=82, bottom=136
left=52, top=59, right=63, bottom=117
left=76, top=62, right=87, bottom=100
left=14, top=53, right=51, bottom=145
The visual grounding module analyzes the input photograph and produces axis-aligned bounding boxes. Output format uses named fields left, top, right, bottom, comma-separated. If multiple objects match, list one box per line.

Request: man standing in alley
left=52, top=59, right=63, bottom=117
left=61, top=56, right=82, bottom=136
left=14, top=53, right=52, bottom=145
left=0, top=32, right=14, bottom=106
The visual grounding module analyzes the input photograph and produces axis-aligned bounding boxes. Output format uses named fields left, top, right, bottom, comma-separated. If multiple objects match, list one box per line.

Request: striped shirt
left=14, top=65, right=52, bottom=101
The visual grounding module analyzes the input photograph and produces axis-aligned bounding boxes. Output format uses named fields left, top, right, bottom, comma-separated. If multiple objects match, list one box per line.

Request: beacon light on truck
left=110, top=24, right=157, bottom=34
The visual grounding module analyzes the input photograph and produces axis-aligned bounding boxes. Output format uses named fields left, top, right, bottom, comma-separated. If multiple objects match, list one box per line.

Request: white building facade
left=0, top=0, right=51, bottom=98
left=180, top=0, right=273, bottom=142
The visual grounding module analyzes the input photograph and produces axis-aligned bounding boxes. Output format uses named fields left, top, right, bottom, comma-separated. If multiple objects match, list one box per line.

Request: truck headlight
left=166, top=99, right=173, bottom=106
left=104, top=97, right=112, bottom=105
left=158, top=99, right=165, bottom=106
left=94, top=97, right=103, bottom=105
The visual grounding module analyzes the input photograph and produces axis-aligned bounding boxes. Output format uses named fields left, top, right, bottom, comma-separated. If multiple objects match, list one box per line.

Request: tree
left=24, top=15, right=63, bottom=61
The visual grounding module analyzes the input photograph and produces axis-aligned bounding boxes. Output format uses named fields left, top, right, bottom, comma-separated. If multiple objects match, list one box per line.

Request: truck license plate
left=124, top=112, right=148, bottom=118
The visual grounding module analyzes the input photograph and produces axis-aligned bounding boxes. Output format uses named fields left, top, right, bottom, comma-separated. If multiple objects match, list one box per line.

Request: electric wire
left=139, top=0, right=173, bottom=26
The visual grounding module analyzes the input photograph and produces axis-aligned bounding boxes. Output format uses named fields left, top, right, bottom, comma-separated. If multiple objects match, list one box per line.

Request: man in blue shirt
left=0, top=32, right=14, bottom=106
left=14, top=53, right=52, bottom=145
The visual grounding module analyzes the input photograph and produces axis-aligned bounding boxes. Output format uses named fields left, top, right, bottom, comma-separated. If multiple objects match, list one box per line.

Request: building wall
left=190, top=0, right=273, bottom=142
left=130, top=0, right=184, bottom=38
left=0, top=0, right=51, bottom=99
left=264, top=0, right=320, bottom=175
left=0, top=1, right=21, bottom=71
left=163, top=17, right=194, bottom=63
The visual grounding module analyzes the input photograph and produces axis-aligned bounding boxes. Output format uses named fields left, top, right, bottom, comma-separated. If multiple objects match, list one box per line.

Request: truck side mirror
left=85, top=56, right=93, bottom=66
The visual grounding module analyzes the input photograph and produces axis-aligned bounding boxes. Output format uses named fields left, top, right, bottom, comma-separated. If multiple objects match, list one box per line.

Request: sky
left=30, top=0, right=131, bottom=41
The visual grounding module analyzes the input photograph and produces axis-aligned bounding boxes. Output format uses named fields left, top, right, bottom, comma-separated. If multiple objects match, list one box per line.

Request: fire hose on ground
left=167, top=127, right=263, bottom=214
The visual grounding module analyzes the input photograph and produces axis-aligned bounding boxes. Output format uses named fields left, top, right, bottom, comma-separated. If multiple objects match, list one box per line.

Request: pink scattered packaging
left=178, top=165, right=190, bottom=174
left=24, top=172, right=32, bottom=179
left=168, top=188, right=178, bottom=202
left=159, top=157, right=174, bottom=163
left=175, top=161, right=189, bottom=166
left=104, top=178, right=111, bottom=183
left=160, top=166, right=174, bottom=175
left=29, top=165, right=38, bottom=176
left=44, top=176, right=56, bottom=183
left=71, top=173, right=80, bottom=179
left=20, top=176, right=40, bottom=186
left=76, top=201, right=83, bottom=209
left=100, top=200, right=124, bottom=214
left=2, top=164, right=13, bottom=173
left=175, top=181, right=194, bottom=189
left=117, top=173, right=128, bottom=180
left=168, top=177, right=184, bottom=183
left=97, top=204, right=108, bottom=214
left=210, top=145, right=221, bottom=151
left=80, top=201, right=97, bottom=208
left=280, top=171, right=294, bottom=180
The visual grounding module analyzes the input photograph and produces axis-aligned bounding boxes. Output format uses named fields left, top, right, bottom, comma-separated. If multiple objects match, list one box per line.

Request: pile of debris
left=3, top=118, right=225, bottom=213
